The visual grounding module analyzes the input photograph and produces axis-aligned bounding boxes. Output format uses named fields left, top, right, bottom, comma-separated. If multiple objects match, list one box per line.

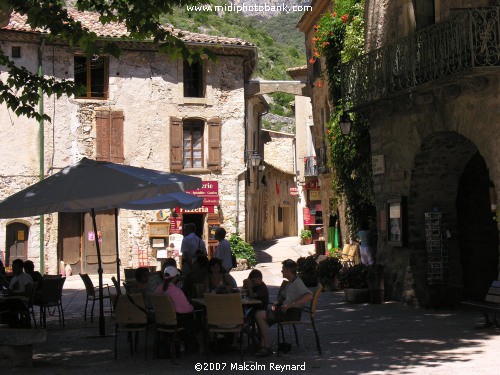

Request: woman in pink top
left=155, top=266, right=205, bottom=354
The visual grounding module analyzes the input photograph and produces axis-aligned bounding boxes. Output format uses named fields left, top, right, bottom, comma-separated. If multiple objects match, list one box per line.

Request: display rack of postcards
left=425, top=212, right=449, bottom=286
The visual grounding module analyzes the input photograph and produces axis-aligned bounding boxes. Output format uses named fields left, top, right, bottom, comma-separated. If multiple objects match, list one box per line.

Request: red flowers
left=341, top=14, right=349, bottom=23
left=309, top=58, right=316, bottom=64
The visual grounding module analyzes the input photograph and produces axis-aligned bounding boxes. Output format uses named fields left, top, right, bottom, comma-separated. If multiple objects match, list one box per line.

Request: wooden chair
left=34, top=277, right=66, bottom=328
left=340, top=244, right=360, bottom=266
left=150, top=294, right=185, bottom=363
left=112, top=293, right=148, bottom=360
left=79, top=273, right=112, bottom=322
left=277, top=284, right=323, bottom=356
left=204, top=293, right=244, bottom=362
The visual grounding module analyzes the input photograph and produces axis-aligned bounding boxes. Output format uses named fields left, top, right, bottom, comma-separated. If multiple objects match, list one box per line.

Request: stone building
left=341, top=1, right=500, bottom=306
left=297, top=0, right=347, bottom=251
left=0, top=10, right=258, bottom=274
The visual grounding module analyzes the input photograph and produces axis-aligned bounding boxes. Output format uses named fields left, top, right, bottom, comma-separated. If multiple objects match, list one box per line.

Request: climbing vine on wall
left=310, top=0, right=375, bottom=233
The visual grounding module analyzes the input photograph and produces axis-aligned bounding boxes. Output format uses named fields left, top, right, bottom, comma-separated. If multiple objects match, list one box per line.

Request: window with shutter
left=95, top=110, right=124, bottom=163
left=170, top=117, right=183, bottom=171
left=169, top=117, right=222, bottom=171
left=207, top=118, right=222, bottom=171
left=183, top=120, right=204, bottom=169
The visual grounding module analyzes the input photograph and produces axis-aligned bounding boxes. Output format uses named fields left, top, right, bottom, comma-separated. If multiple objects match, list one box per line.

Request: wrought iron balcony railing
left=341, top=7, right=500, bottom=111
left=316, top=146, right=329, bottom=175
left=304, top=156, right=317, bottom=176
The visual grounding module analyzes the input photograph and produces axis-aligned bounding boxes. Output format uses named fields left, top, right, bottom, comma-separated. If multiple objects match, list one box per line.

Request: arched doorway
left=408, top=131, right=498, bottom=305
left=5, top=222, right=29, bottom=266
left=457, top=153, right=499, bottom=299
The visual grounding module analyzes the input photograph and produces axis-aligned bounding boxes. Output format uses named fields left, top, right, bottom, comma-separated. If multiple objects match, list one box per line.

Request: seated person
left=134, top=267, right=150, bottom=291
left=0, top=259, right=33, bottom=327
left=182, top=254, right=209, bottom=299
left=243, top=269, right=269, bottom=311
left=23, top=260, right=44, bottom=291
left=254, top=259, right=312, bottom=357
left=155, top=266, right=205, bottom=354
left=204, top=258, right=233, bottom=294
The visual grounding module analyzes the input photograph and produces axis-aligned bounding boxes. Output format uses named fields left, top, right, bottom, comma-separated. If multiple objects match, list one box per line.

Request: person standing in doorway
left=214, top=227, right=233, bottom=273
left=180, top=223, right=207, bottom=275
left=356, top=222, right=375, bottom=265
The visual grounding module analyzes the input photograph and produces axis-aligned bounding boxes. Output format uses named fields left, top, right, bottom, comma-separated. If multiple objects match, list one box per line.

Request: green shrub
left=228, top=234, right=257, bottom=267
left=339, top=263, right=369, bottom=289
left=297, top=256, right=318, bottom=287
left=316, top=256, right=342, bottom=286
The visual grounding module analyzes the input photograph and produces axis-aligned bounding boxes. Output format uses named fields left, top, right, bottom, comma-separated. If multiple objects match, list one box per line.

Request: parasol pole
left=114, top=208, right=121, bottom=284
left=91, top=208, right=105, bottom=336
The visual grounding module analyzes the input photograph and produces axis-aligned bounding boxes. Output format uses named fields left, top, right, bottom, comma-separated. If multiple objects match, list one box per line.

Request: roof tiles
left=2, top=9, right=254, bottom=47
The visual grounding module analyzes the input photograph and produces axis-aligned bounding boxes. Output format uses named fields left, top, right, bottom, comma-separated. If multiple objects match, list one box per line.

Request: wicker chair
left=204, top=293, right=245, bottom=362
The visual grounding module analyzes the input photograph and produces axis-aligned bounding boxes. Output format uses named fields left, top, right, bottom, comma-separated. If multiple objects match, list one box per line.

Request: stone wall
left=369, top=74, right=500, bottom=304
left=0, top=40, right=251, bottom=273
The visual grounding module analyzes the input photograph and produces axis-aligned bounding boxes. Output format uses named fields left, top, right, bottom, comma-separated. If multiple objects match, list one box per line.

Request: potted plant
left=300, top=229, right=313, bottom=245
left=316, top=256, right=342, bottom=291
left=339, top=263, right=370, bottom=303
left=297, top=255, right=318, bottom=287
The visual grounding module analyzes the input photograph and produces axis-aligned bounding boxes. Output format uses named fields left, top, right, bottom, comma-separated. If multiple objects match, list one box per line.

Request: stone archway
left=408, top=131, right=498, bottom=305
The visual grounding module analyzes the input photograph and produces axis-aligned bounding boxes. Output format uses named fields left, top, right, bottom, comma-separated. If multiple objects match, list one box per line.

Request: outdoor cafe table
left=191, top=297, right=262, bottom=306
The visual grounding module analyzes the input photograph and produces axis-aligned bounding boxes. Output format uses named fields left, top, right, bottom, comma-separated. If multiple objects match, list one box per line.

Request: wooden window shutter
left=110, top=111, right=124, bottom=163
left=207, top=118, right=222, bottom=171
left=95, top=109, right=124, bottom=163
left=95, top=110, right=110, bottom=161
left=170, top=117, right=183, bottom=171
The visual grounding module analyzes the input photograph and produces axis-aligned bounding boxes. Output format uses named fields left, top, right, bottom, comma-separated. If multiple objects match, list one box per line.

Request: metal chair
left=112, top=293, right=148, bottom=360
left=150, top=294, right=186, bottom=363
left=27, top=281, right=39, bottom=328
left=111, top=276, right=122, bottom=295
left=277, top=284, right=323, bottom=355
left=34, top=277, right=66, bottom=328
left=204, top=292, right=245, bottom=362
left=79, top=273, right=112, bottom=322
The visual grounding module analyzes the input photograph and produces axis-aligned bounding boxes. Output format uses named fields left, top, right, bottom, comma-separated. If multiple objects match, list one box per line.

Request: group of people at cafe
left=129, top=223, right=313, bottom=357
left=0, top=258, right=44, bottom=328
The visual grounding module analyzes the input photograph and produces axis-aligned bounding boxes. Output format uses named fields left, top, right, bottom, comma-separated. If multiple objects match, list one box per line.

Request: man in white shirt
left=180, top=223, right=207, bottom=274
left=0, top=258, right=33, bottom=327
left=214, top=227, right=233, bottom=273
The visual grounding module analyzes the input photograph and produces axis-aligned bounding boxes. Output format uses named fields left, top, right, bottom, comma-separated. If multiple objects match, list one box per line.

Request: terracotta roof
left=3, top=9, right=254, bottom=47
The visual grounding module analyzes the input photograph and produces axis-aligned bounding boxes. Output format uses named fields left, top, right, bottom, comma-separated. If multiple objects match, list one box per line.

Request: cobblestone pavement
left=4, top=237, right=500, bottom=374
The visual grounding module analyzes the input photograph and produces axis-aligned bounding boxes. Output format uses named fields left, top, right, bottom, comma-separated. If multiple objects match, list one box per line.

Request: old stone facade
left=0, top=11, right=257, bottom=274
left=297, top=0, right=348, bottom=251
left=342, top=0, right=500, bottom=306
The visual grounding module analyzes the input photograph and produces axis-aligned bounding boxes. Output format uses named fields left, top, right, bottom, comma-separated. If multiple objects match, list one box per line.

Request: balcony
left=316, top=146, right=329, bottom=175
left=341, top=7, right=500, bottom=111
left=304, top=156, right=317, bottom=176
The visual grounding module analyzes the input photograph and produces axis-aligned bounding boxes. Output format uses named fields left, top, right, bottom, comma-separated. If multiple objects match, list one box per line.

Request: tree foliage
left=0, top=0, right=216, bottom=121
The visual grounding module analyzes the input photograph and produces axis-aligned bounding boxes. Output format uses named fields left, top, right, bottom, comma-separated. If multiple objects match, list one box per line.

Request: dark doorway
left=182, top=213, right=204, bottom=238
left=414, top=0, right=435, bottom=31
left=457, top=153, right=499, bottom=300
left=5, top=222, right=29, bottom=265
left=58, top=212, right=83, bottom=275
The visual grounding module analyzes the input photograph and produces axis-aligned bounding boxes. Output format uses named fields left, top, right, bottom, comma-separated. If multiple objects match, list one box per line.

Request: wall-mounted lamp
left=246, top=151, right=262, bottom=167
left=339, top=113, right=352, bottom=135
left=251, top=152, right=261, bottom=167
